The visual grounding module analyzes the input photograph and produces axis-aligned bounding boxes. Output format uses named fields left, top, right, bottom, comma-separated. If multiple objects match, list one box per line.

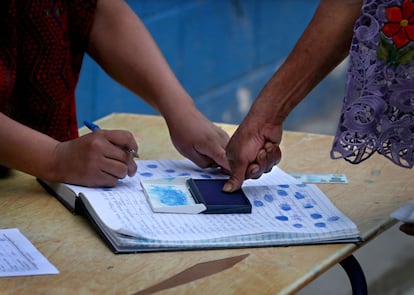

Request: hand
left=223, top=120, right=283, bottom=192
left=52, top=130, right=138, bottom=187
left=166, top=110, right=230, bottom=172
left=399, top=223, right=414, bottom=236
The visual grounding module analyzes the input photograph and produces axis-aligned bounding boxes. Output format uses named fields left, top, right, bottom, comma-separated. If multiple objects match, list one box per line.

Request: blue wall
left=76, top=0, right=347, bottom=134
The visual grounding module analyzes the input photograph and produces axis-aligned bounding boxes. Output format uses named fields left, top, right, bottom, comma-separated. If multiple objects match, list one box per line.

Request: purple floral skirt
left=331, top=0, right=414, bottom=168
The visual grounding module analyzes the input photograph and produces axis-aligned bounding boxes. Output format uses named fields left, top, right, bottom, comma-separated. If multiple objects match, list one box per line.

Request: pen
left=83, top=120, right=139, bottom=158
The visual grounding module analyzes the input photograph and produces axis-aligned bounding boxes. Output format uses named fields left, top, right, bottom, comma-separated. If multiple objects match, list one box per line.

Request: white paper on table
left=0, top=228, right=59, bottom=277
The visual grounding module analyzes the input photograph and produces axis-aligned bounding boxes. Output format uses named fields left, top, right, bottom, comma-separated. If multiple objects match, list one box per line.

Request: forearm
left=87, top=0, right=194, bottom=121
left=0, top=113, right=59, bottom=180
left=248, top=0, right=362, bottom=125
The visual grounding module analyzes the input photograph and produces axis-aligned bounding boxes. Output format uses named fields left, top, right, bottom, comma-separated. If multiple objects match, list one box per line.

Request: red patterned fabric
left=0, top=0, right=97, bottom=141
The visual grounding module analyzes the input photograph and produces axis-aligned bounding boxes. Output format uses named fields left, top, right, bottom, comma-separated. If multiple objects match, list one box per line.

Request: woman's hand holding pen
left=52, top=129, right=138, bottom=187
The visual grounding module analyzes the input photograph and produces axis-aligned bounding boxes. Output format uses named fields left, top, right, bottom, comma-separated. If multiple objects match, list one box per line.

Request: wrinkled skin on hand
left=224, top=119, right=283, bottom=192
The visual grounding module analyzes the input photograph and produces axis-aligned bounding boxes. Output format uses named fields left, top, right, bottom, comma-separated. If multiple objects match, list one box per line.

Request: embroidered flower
left=382, top=0, right=414, bottom=49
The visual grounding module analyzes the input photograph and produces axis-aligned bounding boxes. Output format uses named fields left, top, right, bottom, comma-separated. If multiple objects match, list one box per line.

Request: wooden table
left=1, top=113, right=412, bottom=294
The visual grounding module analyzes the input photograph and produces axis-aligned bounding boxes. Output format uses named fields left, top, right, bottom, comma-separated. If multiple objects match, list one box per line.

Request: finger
left=256, top=142, right=281, bottom=173
left=103, top=143, right=131, bottom=162
left=100, top=156, right=129, bottom=180
left=104, top=130, right=138, bottom=155
left=127, top=154, right=138, bottom=177
left=187, top=151, right=216, bottom=169
left=246, top=162, right=262, bottom=179
left=191, top=144, right=230, bottom=172
left=84, top=170, right=119, bottom=188
left=222, top=171, right=245, bottom=193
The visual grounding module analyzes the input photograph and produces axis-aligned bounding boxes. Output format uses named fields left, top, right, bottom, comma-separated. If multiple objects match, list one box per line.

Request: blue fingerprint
left=315, top=222, right=326, bottom=228
left=328, top=216, right=340, bottom=222
left=303, top=203, right=314, bottom=209
left=264, top=194, right=274, bottom=202
left=146, top=164, right=158, bottom=169
left=254, top=200, right=264, bottom=207
left=296, top=183, right=307, bottom=187
left=280, top=203, right=292, bottom=211
left=199, top=174, right=212, bottom=179
left=293, top=223, right=303, bottom=228
left=140, top=172, right=153, bottom=177
left=278, top=184, right=290, bottom=188
left=294, top=192, right=305, bottom=199
left=178, top=172, right=191, bottom=177
left=311, top=213, right=323, bottom=219
left=276, top=189, right=288, bottom=196
left=150, top=186, right=188, bottom=206
left=275, top=215, right=289, bottom=221
left=164, top=169, right=176, bottom=173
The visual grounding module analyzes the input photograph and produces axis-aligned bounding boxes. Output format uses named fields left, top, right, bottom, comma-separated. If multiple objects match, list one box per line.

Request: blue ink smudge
left=178, top=172, right=191, bottom=176
left=293, top=223, right=303, bottom=228
left=150, top=186, right=188, bottom=206
left=311, top=213, right=323, bottom=219
left=146, top=164, right=158, bottom=169
left=140, top=172, right=153, bottom=177
left=278, top=184, right=290, bottom=188
left=328, top=216, right=340, bottom=221
left=280, top=203, right=292, bottom=211
left=296, top=183, right=307, bottom=187
left=315, top=222, right=326, bottom=228
left=276, top=189, right=288, bottom=196
left=275, top=215, right=289, bottom=221
left=264, top=194, right=274, bottom=202
left=200, top=174, right=212, bottom=179
left=294, top=192, right=305, bottom=199
left=164, top=169, right=176, bottom=173
left=254, top=200, right=264, bottom=207
left=304, top=203, right=314, bottom=209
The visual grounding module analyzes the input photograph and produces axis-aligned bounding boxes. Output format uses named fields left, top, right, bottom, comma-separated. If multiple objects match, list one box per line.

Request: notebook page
left=79, top=160, right=359, bottom=243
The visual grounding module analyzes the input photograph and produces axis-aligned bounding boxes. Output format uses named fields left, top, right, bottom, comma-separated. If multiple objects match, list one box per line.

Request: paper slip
left=391, top=202, right=414, bottom=223
left=0, top=228, right=59, bottom=277
left=290, top=173, right=348, bottom=184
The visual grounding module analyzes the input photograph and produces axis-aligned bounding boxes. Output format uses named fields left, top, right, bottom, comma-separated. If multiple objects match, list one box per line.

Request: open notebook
left=39, top=159, right=361, bottom=253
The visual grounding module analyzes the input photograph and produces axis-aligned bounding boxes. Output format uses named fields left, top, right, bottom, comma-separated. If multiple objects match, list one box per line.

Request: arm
left=87, top=0, right=230, bottom=171
left=0, top=113, right=137, bottom=187
left=223, top=0, right=363, bottom=192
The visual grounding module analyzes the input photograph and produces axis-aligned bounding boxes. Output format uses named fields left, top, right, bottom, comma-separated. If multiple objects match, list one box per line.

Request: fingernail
left=258, top=150, right=266, bottom=161
left=250, top=166, right=259, bottom=175
left=222, top=183, right=233, bottom=192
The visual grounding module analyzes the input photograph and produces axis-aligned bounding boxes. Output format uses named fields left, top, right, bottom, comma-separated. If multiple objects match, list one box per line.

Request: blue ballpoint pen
left=83, top=120, right=101, bottom=132
left=83, top=120, right=139, bottom=158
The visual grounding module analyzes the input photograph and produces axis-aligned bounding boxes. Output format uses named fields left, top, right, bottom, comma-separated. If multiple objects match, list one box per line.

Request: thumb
left=222, top=170, right=245, bottom=192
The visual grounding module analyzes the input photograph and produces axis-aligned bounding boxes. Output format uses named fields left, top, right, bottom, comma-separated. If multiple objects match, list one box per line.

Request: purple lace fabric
left=331, top=0, right=414, bottom=168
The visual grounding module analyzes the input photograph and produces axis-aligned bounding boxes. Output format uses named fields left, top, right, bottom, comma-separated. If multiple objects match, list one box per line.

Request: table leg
left=339, top=254, right=368, bottom=295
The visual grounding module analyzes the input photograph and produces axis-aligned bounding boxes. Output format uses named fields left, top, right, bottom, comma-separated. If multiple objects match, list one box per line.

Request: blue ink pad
left=186, top=179, right=252, bottom=214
